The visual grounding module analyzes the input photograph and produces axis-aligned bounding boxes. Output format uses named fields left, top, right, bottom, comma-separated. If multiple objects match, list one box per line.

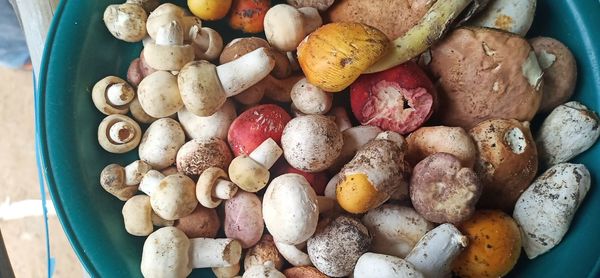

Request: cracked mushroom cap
left=429, top=27, right=543, bottom=129
left=176, top=138, right=233, bottom=178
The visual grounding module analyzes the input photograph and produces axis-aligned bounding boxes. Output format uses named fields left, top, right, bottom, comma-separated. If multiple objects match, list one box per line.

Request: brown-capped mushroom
left=228, top=138, right=283, bottom=192
left=178, top=100, right=237, bottom=141
left=176, top=138, right=233, bottom=178
left=189, top=25, right=224, bottom=61
left=219, top=37, right=291, bottom=79
left=290, top=78, right=333, bottom=115
left=103, top=3, right=148, bottom=42
left=264, top=4, right=322, bottom=52
left=174, top=205, right=220, bottom=238
left=138, top=171, right=198, bottom=220
left=100, top=164, right=139, bottom=201
left=122, top=195, right=153, bottom=236
left=92, top=76, right=136, bottom=115
left=143, top=21, right=195, bottom=71
left=235, top=74, right=303, bottom=105
left=196, top=167, right=238, bottom=208
left=137, top=70, right=183, bottom=118
left=406, top=126, right=477, bottom=168
left=139, top=118, right=186, bottom=170
left=286, top=0, right=335, bottom=11
left=98, top=114, right=142, bottom=153
left=244, top=234, right=285, bottom=271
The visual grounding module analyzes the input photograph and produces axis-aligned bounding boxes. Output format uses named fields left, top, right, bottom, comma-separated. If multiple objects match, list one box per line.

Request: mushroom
left=227, top=104, right=291, bottom=156
left=362, top=204, right=434, bottom=258
left=406, top=126, right=477, bottom=167
left=188, top=0, right=232, bottom=20
left=97, top=114, right=142, bottom=153
left=146, top=3, right=186, bottom=39
left=405, top=224, right=468, bottom=278
left=137, top=70, right=183, bottom=118
left=138, top=171, right=198, bottom=220
left=189, top=25, right=224, bottom=61
left=103, top=3, right=148, bottom=42
left=139, top=118, right=185, bottom=170
left=224, top=191, right=265, bottom=248
left=271, top=160, right=330, bottom=196
left=174, top=205, right=221, bottom=238
left=122, top=195, right=153, bottom=236
left=264, top=4, right=322, bottom=52
left=141, top=227, right=242, bottom=277
left=213, top=263, right=241, bottom=278
left=178, top=100, right=236, bottom=141
left=336, top=131, right=411, bottom=214
left=470, top=0, right=536, bottom=36
left=177, top=47, right=275, bottom=116
left=243, top=262, right=285, bottom=278
left=283, top=266, right=328, bottom=278
left=244, top=235, right=285, bottom=271
left=176, top=138, right=233, bottom=178
left=307, top=215, right=372, bottom=277
left=274, top=241, right=312, bottom=267
left=127, top=51, right=157, bottom=87
left=196, top=167, right=238, bottom=208
left=228, top=0, right=270, bottom=33
left=143, top=21, right=195, bottom=71
left=129, top=97, right=158, bottom=124
left=92, top=76, right=136, bottom=115
left=99, top=163, right=139, bottom=201
left=151, top=212, right=175, bottom=227
left=235, top=74, right=303, bottom=105
left=263, top=174, right=319, bottom=245
left=160, top=166, right=179, bottom=176
left=286, top=0, right=335, bottom=11
left=290, top=78, right=333, bottom=115
left=219, top=37, right=291, bottom=80
left=228, top=138, right=283, bottom=192
left=126, top=0, right=160, bottom=13
left=354, top=253, right=424, bottom=278
left=281, top=115, right=343, bottom=172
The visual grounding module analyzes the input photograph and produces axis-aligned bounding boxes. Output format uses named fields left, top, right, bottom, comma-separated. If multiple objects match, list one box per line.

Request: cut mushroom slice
left=228, top=138, right=283, bottom=192
left=197, top=167, right=239, bottom=208
left=97, top=114, right=142, bottom=153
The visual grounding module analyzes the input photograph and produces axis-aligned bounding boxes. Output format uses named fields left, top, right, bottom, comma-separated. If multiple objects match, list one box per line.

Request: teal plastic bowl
left=36, top=0, right=600, bottom=277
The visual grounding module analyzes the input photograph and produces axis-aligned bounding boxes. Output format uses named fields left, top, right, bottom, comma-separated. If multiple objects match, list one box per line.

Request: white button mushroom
left=281, top=115, right=343, bottom=172
left=100, top=164, right=139, bottom=201
left=228, top=138, right=283, bottom=192
left=137, top=70, right=184, bottom=118
left=264, top=4, right=323, bottom=52
left=124, top=160, right=152, bottom=186
left=143, top=21, right=195, bottom=71
left=263, top=174, right=319, bottom=245
left=177, top=100, right=236, bottom=141
left=139, top=171, right=198, bottom=220
left=177, top=47, right=276, bottom=117
left=404, top=223, right=468, bottom=278
left=92, top=76, right=136, bottom=115
left=139, top=118, right=186, bottom=170
left=290, top=78, right=333, bottom=115
left=146, top=3, right=186, bottom=39
left=103, top=3, right=148, bottom=42
left=354, top=253, right=424, bottom=278
left=122, top=195, right=153, bottom=236
left=176, top=138, right=233, bottom=178
left=141, top=227, right=243, bottom=278
left=196, top=167, right=239, bottom=208
left=97, top=114, right=142, bottom=153
left=189, top=25, right=224, bottom=61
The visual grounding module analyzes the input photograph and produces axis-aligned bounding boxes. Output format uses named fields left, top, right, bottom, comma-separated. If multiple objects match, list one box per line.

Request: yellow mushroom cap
left=336, top=173, right=381, bottom=214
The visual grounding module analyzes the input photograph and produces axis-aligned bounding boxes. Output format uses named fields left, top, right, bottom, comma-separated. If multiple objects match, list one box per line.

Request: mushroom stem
left=213, top=179, right=238, bottom=200
left=124, top=160, right=152, bottom=186
left=109, top=121, right=136, bottom=144
left=106, top=83, right=135, bottom=106
left=248, top=138, right=283, bottom=169
left=139, top=170, right=166, bottom=196
left=274, top=241, right=312, bottom=267
left=316, top=196, right=335, bottom=213
left=155, top=21, right=184, bottom=46
left=216, top=47, right=276, bottom=98
left=189, top=238, right=242, bottom=268
left=331, top=107, right=352, bottom=131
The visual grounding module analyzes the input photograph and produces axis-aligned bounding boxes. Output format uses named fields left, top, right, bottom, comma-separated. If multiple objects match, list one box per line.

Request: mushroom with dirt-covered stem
left=196, top=167, right=238, bottom=208
left=228, top=138, right=282, bottom=192
left=177, top=47, right=275, bottom=117
left=138, top=170, right=198, bottom=220
left=97, top=114, right=142, bottom=153
left=137, top=70, right=184, bottom=118
left=178, top=100, right=236, bottom=141
left=176, top=138, right=233, bottom=178
left=264, top=4, right=322, bottom=52
left=141, top=227, right=242, bottom=278
left=103, top=3, right=148, bottom=42
left=92, top=76, right=136, bottom=115
left=122, top=195, right=154, bottom=236
left=143, top=21, right=194, bottom=71
left=139, top=118, right=186, bottom=170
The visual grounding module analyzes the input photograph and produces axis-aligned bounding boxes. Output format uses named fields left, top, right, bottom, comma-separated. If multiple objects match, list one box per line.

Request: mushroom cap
left=243, top=262, right=286, bottom=278
left=264, top=4, right=305, bottom=52
left=263, top=174, right=319, bottom=245
left=141, top=227, right=191, bottom=278
left=176, top=138, right=233, bottom=178
left=196, top=167, right=230, bottom=208
left=144, top=43, right=195, bottom=71
left=122, top=195, right=153, bottom=236
left=100, top=164, right=138, bottom=201
left=283, top=266, right=328, bottom=278
left=244, top=235, right=285, bottom=271
left=126, top=0, right=160, bottom=13
left=190, top=26, right=224, bottom=61
left=103, top=3, right=148, bottom=42
left=174, top=205, right=220, bottom=238
left=290, top=78, right=333, bottom=115
left=228, top=155, right=270, bottom=193
left=129, top=97, right=158, bottom=124
left=137, top=71, right=184, bottom=118
left=224, top=191, right=265, bottom=249
left=92, top=76, right=135, bottom=115
left=219, top=37, right=291, bottom=79
left=178, top=100, right=236, bottom=141
left=406, top=126, right=477, bottom=168
left=281, top=115, right=343, bottom=172
left=146, top=3, right=185, bottom=39
left=178, top=60, right=227, bottom=117
left=287, top=0, right=335, bottom=11
left=139, top=118, right=186, bottom=170
left=97, top=114, right=142, bottom=154
left=150, top=173, right=198, bottom=220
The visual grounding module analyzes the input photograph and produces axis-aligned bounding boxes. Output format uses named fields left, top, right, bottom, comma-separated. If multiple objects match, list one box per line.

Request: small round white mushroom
left=264, top=4, right=323, bottom=52
left=139, top=171, right=198, bottom=220
left=228, top=138, right=283, bottom=192
left=92, top=76, right=136, bottom=115
left=196, top=167, right=239, bottom=208
left=178, top=47, right=276, bottom=117
left=176, top=138, right=233, bottom=178
left=122, top=195, right=153, bottom=236
left=178, top=100, right=236, bottom=141
left=103, top=3, right=148, bottom=42
left=139, top=118, right=185, bottom=169
left=98, top=114, right=142, bottom=153
left=354, top=253, right=424, bottom=278
left=189, top=25, right=224, bottom=61
left=290, top=78, right=333, bottom=115
left=144, top=21, right=195, bottom=71
left=263, top=174, right=319, bottom=245
left=243, top=262, right=285, bottom=278
left=146, top=3, right=186, bottom=39
left=137, top=70, right=184, bottom=118
left=100, top=164, right=139, bottom=201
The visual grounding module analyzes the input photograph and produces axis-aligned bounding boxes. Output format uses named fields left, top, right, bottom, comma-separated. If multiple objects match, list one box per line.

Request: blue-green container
left=36, top=0, right=600, bottom=277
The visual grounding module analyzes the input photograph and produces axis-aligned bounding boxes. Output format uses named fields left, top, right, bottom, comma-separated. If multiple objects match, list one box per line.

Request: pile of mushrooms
left=93, top=1, right=600, bottom=277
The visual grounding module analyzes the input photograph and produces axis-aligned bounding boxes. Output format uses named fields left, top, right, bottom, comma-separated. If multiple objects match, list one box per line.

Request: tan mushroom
left=92, top=76, right=135, bottom=115
left=143, top=21, right=194, bottom=71
left=174, top=205, right=221, bottom=238
left=129, top=97, right=158, bottom=124
left=137, top=70, right=183, bottom=118
left=122, top=195, right=153, bottom=236
left=103, top=3, right=148, bottom=42
left=126, top=0, right=160, bottom=13
left=234, top=74, right=303, bottom=105
left=196, top=167, right=238, bottom=208
left=244, top=234, right=285, bottom=271
left=176, top=138, right=233, bottom=178
left=100, top=164, right=139, bottom=201
left=212, top=263, right=240, bottom=278
left=146, top=3, right=186, bottom=39
left=139, top=118, right=186, bottom=170
left=97, top=114, right=142, bottom=153
left=228, top=138, right=283, bottom=192
left=264, top=4, right=322, bottom=52
left=189, top=25, right=224, bottom=61
left=139, top=171, right=197, bottom=220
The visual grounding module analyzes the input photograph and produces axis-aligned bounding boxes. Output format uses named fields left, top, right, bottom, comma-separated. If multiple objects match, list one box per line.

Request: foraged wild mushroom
left=97, top=114, right=142, bottom=153
left=281, top=115, right=343, bottom=172
left=139, top=118, right=186, bottom=170
left=141, top=227, right=242, bottom=277
left=271, top=160, right=329, bottom=196
left=228, top=138, right=282, bottom=192
left=219, top=37, right=291, bottom=80
left=196, top=167, right=238, bottom=208
left=263, top=174, right=319, bottom=245
left=177, top=48, right=275, bottom=116
left=137, top=71, right=183, bottom=118
left=470, top=0, right=536, bottom=36
left=127, top=51, right=158, bottom=87
left=178, top=100, right=236, bottom=141
left=100, top=164, right=139, bottom=201
left=244, top=234, right=285, bottom=271
left=122, top=195, right=154, bottom=236
left=290, top=78, right=333, bottom=115
left=212, top=263, right=240, bottom=278
left=176, top=138, right=233, bottom=178
left=174, top=205, right=221, bottom=238
left=236, top=74, right=304, bottom=105
left=92, top=76, right=136, bottom=115
left=264, top=4, right=322, bottom=52
left=406, top=126, right=477, bottom=167
left=224, top=191, right=264, bottom=248
left=146, top=3, right=186, bottom=39
left=139, top=171, right=198, bottom=220
left=103, top=3, right=148, bottom=42
left=354, top=253, right=424, bottom=278
left=189, top=25, right=224, bottom=61
left=329, top=125, right=382, bottom=173
left=143, top=21, right=195, bottom=71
